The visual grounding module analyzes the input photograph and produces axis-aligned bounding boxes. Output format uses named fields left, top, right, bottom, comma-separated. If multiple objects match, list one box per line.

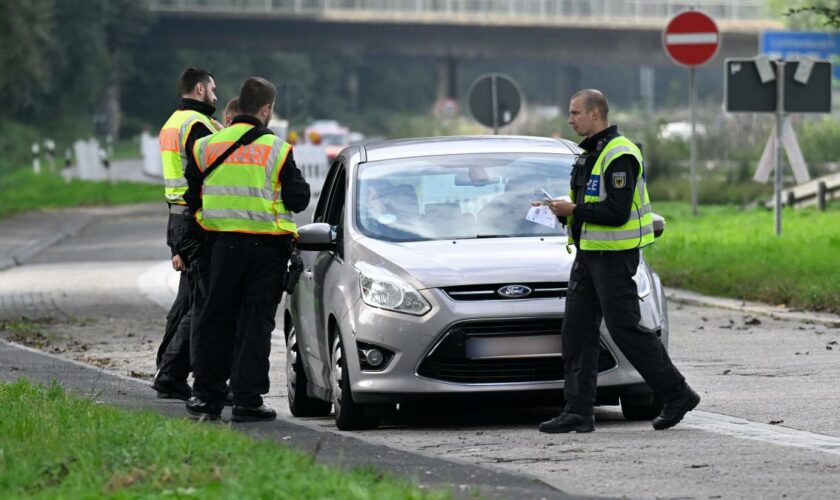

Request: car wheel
left=330, top=336, right=379, bottom=430
left=620, top=394, right=664, bottom=421
left=286, top=325, right=331, bottom=417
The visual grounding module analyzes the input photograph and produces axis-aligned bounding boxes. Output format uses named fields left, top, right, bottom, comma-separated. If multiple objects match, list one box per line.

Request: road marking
left=684, top=411, right=840, bottom=456
left=138, top=261, right=179, bottom=309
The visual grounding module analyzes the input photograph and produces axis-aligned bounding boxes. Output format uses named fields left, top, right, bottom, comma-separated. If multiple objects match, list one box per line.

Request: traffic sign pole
left=775, top=61, right=785, bottom=236
left=663, top=9, right=720, bottom=216
left=491, top=75, right=499, bottom=135
left=689, top=67, right=698, bottom=216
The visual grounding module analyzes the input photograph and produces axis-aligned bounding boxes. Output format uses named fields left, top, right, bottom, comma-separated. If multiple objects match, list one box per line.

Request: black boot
left=652, top=386, right=700, bottom=430
left=232, top=405, right=277, bottom=422
left=185, top=397, right=223, bottom=421
left=538, top=412, right=595, bottom=434
left=152, top=372, right=191, bottom=401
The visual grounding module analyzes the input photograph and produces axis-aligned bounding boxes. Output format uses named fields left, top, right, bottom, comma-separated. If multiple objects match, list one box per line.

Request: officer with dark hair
left=538, top=89, right=699, bottom=434
left=186, top=77, right=310, bottom=421
left=153, top=67, right=223, bottom=401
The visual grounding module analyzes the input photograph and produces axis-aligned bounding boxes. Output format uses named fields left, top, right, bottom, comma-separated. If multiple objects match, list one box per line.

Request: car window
left=313, top=160, right=341, bottom=223
left=355, top=153, right=574, bottom=242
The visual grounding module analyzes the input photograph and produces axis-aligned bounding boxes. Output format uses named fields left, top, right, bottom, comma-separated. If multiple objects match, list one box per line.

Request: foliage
left=782, top=1, right=840, bottom=28
left=645, top=202, right=840, bottom=313
left=0, top=379, right=445, bottom=498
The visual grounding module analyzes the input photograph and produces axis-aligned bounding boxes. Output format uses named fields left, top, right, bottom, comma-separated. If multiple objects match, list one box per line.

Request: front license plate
left=465, top=335, right=562, bottom=360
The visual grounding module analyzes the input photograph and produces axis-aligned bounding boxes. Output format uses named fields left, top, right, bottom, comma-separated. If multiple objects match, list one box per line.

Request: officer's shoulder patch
left=612, top=171, right=627, bottom=189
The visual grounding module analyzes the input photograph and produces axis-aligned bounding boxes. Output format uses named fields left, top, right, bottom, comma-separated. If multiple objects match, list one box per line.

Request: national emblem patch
left=612, top=172, right=627, bottom=189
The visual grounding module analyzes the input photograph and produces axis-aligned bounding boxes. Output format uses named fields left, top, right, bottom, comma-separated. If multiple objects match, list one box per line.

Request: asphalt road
left=2, top=204, right=840, bottom=499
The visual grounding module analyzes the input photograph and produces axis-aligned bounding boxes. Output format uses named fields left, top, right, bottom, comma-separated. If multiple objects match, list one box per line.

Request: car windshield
left=355, top=153, right=574, bottom=242
left=320, top=133, right=347, bottom=146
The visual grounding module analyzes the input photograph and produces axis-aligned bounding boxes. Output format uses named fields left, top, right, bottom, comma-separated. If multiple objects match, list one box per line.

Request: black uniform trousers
left=191, top=232, right=290, bottom=407
left=562, top=248, right=686, bottom=415
left=156, top=214, right=210, bottom=382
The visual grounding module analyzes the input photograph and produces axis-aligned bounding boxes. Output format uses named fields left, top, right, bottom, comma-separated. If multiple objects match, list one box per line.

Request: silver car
left=284, top=136, right=669, bottom=430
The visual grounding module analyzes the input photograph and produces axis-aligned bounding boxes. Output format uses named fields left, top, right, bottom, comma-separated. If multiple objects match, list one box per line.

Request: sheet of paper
left=526, top=206, right=556, bottom=228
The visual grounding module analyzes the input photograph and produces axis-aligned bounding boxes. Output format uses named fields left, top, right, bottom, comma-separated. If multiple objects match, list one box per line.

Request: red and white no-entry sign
left=663, top=10, right=720, bottom=67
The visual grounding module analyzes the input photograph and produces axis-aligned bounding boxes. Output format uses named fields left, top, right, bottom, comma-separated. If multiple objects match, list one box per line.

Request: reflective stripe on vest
left=159, top=110, right=220, bottom=205
left=194, top=123, right=297, bottom=236
left=568, top=136, right=655, bottom=251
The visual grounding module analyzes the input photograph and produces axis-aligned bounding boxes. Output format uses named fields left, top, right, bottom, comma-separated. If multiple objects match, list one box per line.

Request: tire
left=620, top=394, right=664, bottom=421
left=330, top=336, right=379, bottom=430
left=286, top=326, right=332, bottom=417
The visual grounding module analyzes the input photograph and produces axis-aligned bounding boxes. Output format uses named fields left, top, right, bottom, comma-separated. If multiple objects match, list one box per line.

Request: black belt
left=169, top=204, right=190, bottom=215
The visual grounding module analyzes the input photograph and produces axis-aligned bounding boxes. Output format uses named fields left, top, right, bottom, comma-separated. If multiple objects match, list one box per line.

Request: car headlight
left=632, top=263, right=652, bottom=299
left=358, top=268, right=431, bottom=316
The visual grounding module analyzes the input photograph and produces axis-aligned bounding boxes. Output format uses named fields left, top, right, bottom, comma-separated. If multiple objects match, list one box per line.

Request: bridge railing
left=147, top=0, right=771, bottom=21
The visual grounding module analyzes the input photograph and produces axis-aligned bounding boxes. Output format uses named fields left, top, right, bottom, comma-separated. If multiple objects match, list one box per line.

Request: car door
left=296, top=159, right=346, bottom=388
left=309, top=163, right=347, bottom=387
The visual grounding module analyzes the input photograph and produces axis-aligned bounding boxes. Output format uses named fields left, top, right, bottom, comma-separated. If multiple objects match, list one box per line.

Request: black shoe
left=538, top=412, right=595, bottom=434
left=652, top=386, right=700, bottom=430
left=223, top=390, right=234, bottom=407
left=231, top=405, right=277, bottom=422
left=185, top=397, right=223, bottom=421
left=152, top=373, right=191, bottom=401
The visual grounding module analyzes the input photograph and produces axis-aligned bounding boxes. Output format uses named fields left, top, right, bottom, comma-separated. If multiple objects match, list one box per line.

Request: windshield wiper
left=475, top=234, right=511, bottom=239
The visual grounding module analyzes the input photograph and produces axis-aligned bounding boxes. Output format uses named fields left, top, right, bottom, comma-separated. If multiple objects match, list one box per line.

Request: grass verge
left=645, top=202, right=840, bottom=314
left=0, top=168, right=160, bottom=219
left=0, top=379, right=446, bottom=499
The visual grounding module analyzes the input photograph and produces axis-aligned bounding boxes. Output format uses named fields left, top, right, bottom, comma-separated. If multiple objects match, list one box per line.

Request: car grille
left=443, top=282, right=568, bottom=301
left=417, top=318, right=617, bottom=384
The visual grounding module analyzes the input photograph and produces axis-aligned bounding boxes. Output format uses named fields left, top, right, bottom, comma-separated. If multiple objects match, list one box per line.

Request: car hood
left=351, top=236, right=575, bottom=289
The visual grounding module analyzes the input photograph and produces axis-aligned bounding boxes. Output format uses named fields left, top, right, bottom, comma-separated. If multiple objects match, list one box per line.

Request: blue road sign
left=761, top=31, right=840, bottom=79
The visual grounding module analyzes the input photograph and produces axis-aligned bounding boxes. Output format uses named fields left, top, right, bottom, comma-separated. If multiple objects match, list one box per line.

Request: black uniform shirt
left=179, top=98, right=218, bottom=211
left=569, top=125, right=640, bottom=245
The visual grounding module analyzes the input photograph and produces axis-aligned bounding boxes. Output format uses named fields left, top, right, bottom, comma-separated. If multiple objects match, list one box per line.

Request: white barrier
left=294, top=144, right=329, bottom=196
left=141, top=131, right=163, bottom=177
left=73, top=139, right=106, bottom=181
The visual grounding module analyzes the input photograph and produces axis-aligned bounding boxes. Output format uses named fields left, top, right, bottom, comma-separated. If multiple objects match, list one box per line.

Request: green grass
left=0, top=168, right=160, bottom=219
left=0, top=379, right=446, bottom=499
left=645, top=202, right=840, bottom=313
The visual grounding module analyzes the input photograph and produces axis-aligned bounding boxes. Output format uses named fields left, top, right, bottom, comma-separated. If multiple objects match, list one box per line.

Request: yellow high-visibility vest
left=193, top=123, right=298, bottom=236
left=567, top=136, right=654, bottom=251
left=159, top=110, right=221, bottom=205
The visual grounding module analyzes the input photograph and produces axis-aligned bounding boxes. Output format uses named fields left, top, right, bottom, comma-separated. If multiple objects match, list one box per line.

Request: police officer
left=538, top=89, right=699, bottom=433
left=186, top=77, right=310, bottom=421
left=153, top=68, right=223, bottom=400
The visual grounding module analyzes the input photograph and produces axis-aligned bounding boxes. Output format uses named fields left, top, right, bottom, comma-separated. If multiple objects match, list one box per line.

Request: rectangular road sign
left=761, top=31, right=840, bottom=79
left=725, top=58, right=832, bottom=113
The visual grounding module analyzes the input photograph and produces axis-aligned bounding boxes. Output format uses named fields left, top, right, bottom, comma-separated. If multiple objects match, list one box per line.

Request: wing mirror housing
left=296, top=223, right=337, bottom=251
left=652, top=213, right=666, bottom=239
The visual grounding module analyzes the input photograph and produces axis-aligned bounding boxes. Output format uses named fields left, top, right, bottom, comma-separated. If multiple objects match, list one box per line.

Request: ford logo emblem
left=496, top=285, right=533, bottom=298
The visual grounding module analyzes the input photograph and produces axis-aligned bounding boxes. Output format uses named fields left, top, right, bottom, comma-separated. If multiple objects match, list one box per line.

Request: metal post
left=774, top=61, right=785, bottom=236
left=689, top=67, right=697, bottom=215
left=818, top=181, right=827, bottom=211
left=491, top=74, right=499, bottom=135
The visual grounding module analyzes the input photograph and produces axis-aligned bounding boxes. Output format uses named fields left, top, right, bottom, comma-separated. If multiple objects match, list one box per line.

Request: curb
left=0, top=213, right=94, bottom=272
left=666, top=288, right=840, bottom=327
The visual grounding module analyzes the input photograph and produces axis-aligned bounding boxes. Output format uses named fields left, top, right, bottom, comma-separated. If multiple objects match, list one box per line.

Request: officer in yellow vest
left=538, top=89, right=699, bottom=433
left=153, top=68, right=222, bottom=401
left=186, top=77, right=310, bottom=421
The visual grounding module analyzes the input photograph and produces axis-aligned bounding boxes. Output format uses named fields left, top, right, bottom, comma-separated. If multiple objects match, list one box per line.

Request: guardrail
left=766, top=172, right=840, bottom=211
left=146, top=0, right=771, bottom=21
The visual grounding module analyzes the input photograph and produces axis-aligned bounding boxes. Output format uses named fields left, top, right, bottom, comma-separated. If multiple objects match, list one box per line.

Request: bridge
left=142, top=0, right=782, bottom=101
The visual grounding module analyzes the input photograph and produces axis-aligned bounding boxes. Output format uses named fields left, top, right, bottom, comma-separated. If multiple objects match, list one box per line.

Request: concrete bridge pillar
left=555, top=65, right=582, bottom=106
left=437, top=57, right=458, bottom=101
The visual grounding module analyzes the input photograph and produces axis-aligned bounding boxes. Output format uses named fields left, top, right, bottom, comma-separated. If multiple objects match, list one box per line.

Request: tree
left=0, top=0, right=54, bottom=120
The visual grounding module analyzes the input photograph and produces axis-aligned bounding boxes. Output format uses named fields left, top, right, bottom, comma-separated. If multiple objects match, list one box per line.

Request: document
left=526, top=205, right=557, bottom=228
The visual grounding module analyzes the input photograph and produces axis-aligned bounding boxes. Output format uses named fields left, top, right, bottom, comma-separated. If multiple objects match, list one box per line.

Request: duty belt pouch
left=283, top=252, right=304, bottom=295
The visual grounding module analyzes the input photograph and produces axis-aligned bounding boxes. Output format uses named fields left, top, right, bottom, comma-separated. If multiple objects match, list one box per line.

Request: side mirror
left=297, top=223, right=337, bottom=251
left=652, top=213, right=666, bottom=238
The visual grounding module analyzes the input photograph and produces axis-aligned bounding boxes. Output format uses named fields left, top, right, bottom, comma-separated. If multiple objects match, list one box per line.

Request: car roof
left=360, top=135, right=580, bottom=163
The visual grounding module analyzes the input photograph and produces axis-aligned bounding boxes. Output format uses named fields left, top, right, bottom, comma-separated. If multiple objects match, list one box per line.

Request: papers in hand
left=526, top=205, right=557, bottom=228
